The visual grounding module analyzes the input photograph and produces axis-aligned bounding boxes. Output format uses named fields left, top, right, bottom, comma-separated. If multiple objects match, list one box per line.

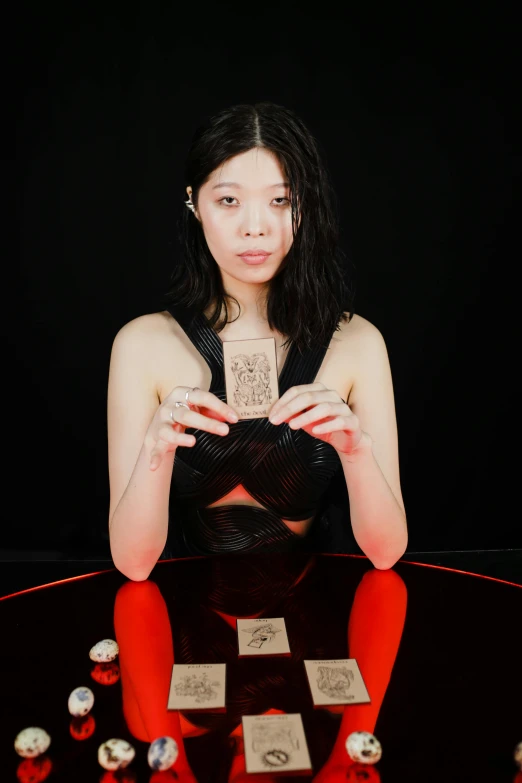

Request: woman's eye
left=218, top=197, right=290, bottom=207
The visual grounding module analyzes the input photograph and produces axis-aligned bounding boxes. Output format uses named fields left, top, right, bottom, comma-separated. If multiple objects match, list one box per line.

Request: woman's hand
left=268, top=382, right=372, bottom=456
left=145, top=386, right=238, bottom=471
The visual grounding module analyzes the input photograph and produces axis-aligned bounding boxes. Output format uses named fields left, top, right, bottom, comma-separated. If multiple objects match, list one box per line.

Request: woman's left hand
left=268, top=382, right=372, bottom=456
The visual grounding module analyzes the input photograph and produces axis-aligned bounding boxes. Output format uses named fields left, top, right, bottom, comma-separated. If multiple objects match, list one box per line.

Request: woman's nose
left=241, top=206, right=269, bottom=236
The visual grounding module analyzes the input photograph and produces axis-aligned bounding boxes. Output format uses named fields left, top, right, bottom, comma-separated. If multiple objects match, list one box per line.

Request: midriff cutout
left=204, top=489, right=315, bottom=537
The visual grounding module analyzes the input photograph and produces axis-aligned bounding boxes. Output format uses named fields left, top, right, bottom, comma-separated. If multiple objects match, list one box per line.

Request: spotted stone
left=68, top=686, right=95, bottom=717
left=147, top=736, right=179, bottom=770
left=345, top=731, right=382, bottom=764
left=14, top=727, right=51, bottom=758
left=97, top=738, right=135, bottom=770
left=89, top=639, right=119, bottom=663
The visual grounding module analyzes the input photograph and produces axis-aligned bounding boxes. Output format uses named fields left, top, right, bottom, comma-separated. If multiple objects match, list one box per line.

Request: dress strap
left=166, top=304, right=225, bottom=390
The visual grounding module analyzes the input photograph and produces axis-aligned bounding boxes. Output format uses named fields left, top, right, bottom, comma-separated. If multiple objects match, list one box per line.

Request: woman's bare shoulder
left=336, top=312, right=386, bottom=371
left=113, top=310, right=178, bottom=343
left=110, top=312, right=186, bottom=401
left=110, top=311, right=183, bottom=376
left=339, top=312, right=380, bottom=343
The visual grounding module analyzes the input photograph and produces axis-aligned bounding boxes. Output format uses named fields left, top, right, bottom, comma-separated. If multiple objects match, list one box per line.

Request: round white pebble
left=345, top=731, right=382, bottom=764
left=89, top=639, right=119, bottom=663
left=148, top=736, right=179, bottom=770
left=68, top=686, right=95, bottom=717
left=98, top=738, right=135, bottom=770
left=515, top=741, right=522, bottom=770
left=14, top=727, right=51, bottom=758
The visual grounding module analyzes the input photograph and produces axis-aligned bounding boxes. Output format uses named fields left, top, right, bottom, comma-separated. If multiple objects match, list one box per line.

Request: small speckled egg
left=345, top=731, right=382, bottom=764
left=515, top=741, right=522, bottom=769
left=89, top=639, right=119, bottom=662
left=14, top=727, right=51, bottom=758
left=68, top=686, right=95, bottom=717
left=147, top=736, right=179, bottom=770
left=98, top=738, right=135, bottom=770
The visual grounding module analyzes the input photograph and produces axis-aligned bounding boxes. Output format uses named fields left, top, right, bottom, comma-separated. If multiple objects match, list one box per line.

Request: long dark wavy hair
left=163, top=101, right=356, bottom=353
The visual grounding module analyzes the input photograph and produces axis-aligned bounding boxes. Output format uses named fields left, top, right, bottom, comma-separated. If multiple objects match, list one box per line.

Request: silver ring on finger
left=176, top=386, right=199, bottom=409
left=186, top=386, right=199, bottom=408
left=171, top=388, right=199, bottom=421
left=170, top=406, right=187, bottom=426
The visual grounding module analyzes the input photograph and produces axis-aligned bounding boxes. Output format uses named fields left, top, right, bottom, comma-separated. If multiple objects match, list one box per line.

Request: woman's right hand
left=146, top=386, right=239, bottom=471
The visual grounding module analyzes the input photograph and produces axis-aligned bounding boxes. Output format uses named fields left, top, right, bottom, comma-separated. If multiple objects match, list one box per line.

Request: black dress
left=161, top=304, right=360, bottom=558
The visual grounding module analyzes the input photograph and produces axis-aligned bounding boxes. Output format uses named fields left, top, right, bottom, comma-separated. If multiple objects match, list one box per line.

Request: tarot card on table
left=303, top=659, right=370, bottom=706
left=242, top=713, right=312, bottom=775
left=167, top=663, right=226, bottom=711
left=236, top=617, right=291, bottom=657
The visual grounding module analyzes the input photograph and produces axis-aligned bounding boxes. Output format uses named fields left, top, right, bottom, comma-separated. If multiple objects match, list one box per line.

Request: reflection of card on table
left=222, top=337, right=280, bottom=420
left=167, top=663, right=226, bottom=711
left=242, top=713, right=312, bottom=775
left=237, top=617, right=291, bottom=657
left=303, top=659, right=370, bottom=706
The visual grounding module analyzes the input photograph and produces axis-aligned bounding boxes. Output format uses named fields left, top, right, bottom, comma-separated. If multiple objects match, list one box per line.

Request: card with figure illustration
left=167, top=663, right=226, bottom=711
left=242, top=713, right=312, bottom=775
left=236, top=617, right=291, bottom=657
left=222, top=337, right=280, bottom=420
left=303, top=659, right=371, bottom=706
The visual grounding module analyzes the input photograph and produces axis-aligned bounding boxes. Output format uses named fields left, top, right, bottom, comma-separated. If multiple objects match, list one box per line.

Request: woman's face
left=189, top=148, right=296, bottom=288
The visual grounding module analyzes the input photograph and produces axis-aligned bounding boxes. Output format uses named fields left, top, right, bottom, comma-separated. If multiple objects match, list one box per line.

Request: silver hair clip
left=184, top=197, right=195, bottom=213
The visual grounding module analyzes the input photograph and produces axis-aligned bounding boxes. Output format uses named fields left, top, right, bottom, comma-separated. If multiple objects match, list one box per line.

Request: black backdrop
left=10, top=5, right=519, bottom=556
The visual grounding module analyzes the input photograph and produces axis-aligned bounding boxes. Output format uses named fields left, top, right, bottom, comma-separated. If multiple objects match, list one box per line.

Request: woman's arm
left=107, top=316, right=174, bottom=580
left=340, top=437, right=408, bottom=569
left=343, top=319, right=408, bottom=568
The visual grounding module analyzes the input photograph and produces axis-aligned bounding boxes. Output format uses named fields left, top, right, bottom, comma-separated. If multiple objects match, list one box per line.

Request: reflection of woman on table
left=107, top=101, right=408, bottom=578
left=113, top=554, right=407, bottom=781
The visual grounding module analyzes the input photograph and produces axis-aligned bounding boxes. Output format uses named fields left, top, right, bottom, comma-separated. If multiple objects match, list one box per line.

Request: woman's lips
left=239, top=253, right=271, bottom=265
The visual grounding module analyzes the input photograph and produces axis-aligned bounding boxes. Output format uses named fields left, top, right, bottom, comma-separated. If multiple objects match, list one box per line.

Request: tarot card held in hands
left=242, top=713, right=312, bottom=775
left=303, top=659, right=371, bottom=707
left=222, top=337, right=280, bottom=420
left=167, top=663, right=226, bottom=711
left=236, top=617, right=291, bottom=657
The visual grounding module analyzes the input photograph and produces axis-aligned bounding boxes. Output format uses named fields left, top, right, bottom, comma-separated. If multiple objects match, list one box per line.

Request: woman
left=107, top=101, right=408, bottom=580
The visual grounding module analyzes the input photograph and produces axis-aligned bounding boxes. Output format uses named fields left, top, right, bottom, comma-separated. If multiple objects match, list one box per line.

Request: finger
left=149, top=438, right=170, bottom=471
left=312, top=415, right=358, bottom=434
left=288, top=401, right=346, bottom=429
left=149, top=432, right=196, bottom=471
left=269, top=383, right=325, bottom=418
left=269, top=390, right=316, bottom=423
left=271, top=390, right=340, bottom=424
left=172, top=406, right=231, bottom=436
left=183, top=389, right=238, bottom=422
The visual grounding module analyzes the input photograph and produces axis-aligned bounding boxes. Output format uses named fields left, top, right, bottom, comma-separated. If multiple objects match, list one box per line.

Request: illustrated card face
left=167, top=663, right=226, bottom=710
left=222, top=337, right=280, bottom=420
left=242, top=713, right=312, bottom=774
left=303, top=659, right=370, bottom=706
left=237, top=617, right=291, bottom=657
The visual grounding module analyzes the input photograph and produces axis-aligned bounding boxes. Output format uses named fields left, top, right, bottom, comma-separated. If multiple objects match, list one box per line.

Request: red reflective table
left=1, top=553, right=521, bottom=782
